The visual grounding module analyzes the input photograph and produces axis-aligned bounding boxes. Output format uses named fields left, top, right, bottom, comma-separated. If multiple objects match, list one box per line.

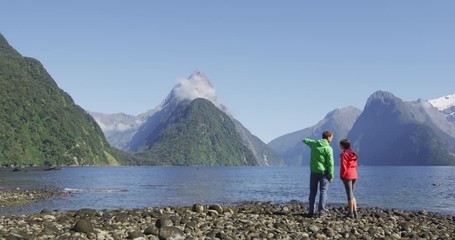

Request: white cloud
left=172, top=72, right=223, bottom=109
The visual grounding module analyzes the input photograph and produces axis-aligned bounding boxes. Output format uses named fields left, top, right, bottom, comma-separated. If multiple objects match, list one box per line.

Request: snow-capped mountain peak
left=172, top=71, right=217, bottom=102
left=170, top=71, right=227, bottom=112
left=429, top=94, right=455, bottom=111
left=90, top=71, right=231, bottom=150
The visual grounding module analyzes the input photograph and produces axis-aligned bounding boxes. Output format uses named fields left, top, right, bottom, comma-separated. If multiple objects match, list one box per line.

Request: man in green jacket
left=303, top=130, right=334, bottom=217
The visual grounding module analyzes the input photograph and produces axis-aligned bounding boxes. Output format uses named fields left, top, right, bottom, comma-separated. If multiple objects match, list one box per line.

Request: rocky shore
left=0, top=189, right=71, bottom=206
left=0, top=201, right=453, bottom=240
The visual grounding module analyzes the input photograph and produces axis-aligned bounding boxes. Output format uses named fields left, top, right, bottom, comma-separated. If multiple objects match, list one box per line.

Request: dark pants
left=308, top=172, right=330, bottom=215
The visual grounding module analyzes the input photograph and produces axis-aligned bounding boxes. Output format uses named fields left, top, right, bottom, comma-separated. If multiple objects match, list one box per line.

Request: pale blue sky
left=1, top=1, right=454, bottom=142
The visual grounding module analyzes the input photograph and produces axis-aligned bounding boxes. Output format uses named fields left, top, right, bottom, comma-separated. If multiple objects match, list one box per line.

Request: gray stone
left=419, top=232, right=431, bottom=239
left=127, top=230, right=144, bottom=239
left=215, top=231, right=229, bottom=240
left=399, top=221, right=413, bottom=232
left=159, top=226, right=185, bottom=240
left=315, top=233, right=326, bottom=239
left=192, top=204, right=204, bottom=213
left=42, top=215, right=56, bottom=221
left=367, top=227, right=377, bottom=236
left=71, top=219, right=94, bottom=233
left=209, top=204, right=224, bottom=214
left=205, top=230, right=218, bottom=238
left=309, top=225, right=319, bottom=233
left=185, top=221, right=198, bottom=229
left=144, top=226, right=160, bottom=235
left=14, top=231, right=30, bottom=240
left=156, top=217, right=173, bottom=228
left=76, top=208, right=97, bottom=217
left=169, top=215, right=181, bottom=224
left=273, top=222, right=287, bottom=229
left=115, top=213, right=129, bottom=222
left=347, top=235, right=357, bottom=240
left=208, top=210, right=219, bottom=217
left=6, top=234, right=22, bottom=240
left=322, top=227, right=334, bottom=237
left=41, top=225, right=59, bottom=234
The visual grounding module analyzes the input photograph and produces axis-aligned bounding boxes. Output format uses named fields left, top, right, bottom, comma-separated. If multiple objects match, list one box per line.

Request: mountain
left=132, top=98, right=259, bottom=166
left=429, top=94, right=455, bottom=123
left=347, top=91, right=455, bottom=166
left=0, top=33, right=124, bottom=166
left=232, top=119, right=282, bottom=166
left=89, top=111, right=154, bottom=151
left=268, top=107, right=362, bottom=166
left=92, top=71, right=283, bottom=166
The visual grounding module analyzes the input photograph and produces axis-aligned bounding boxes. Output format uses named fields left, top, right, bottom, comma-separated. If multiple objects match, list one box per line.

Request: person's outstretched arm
left=303, top=138, right=316, bottom=147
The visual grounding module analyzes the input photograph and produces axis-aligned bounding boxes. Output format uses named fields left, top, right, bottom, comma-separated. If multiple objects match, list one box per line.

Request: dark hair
left=340, top=139, right=351, bottom=150
left=322, top=130, right=333, bottom=140
left=340, top=139, right=358, bottom=159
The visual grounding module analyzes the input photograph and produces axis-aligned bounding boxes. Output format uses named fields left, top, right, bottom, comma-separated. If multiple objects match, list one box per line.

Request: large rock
left=72, top=219, right=94, bottom=233
left=156, top=217, right=173, bottom=228
left=209, top=204, right=224, bottom=214
left=159, top=226, right=185, bottom=240
left=192, top=204, right=204, bottom=213
left=144, top=225, right=160, bottom=235
left=127, top=229, right=144, bottom=239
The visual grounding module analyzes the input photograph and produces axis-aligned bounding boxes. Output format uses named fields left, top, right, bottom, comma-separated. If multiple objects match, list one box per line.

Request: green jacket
left=303, top=138, right=334, bottom=179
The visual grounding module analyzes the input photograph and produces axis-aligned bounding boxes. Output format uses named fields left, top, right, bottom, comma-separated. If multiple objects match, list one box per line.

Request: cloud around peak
left=172, top=71, right=223, bottom=109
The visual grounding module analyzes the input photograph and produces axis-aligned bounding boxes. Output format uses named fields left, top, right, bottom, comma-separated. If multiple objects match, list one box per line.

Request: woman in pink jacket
left=339, top=139, right=358, bottom=218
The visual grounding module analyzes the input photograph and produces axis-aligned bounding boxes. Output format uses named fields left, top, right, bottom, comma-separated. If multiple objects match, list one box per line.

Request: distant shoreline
left=0, top=166, right=67, bottom=172
left=0, top=200, right=453, bottom=239
left=0, top=188, right=71, bottom=206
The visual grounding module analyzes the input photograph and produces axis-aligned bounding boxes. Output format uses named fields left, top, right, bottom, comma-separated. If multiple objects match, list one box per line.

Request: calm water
left=0, top=166, right=454, bottom=216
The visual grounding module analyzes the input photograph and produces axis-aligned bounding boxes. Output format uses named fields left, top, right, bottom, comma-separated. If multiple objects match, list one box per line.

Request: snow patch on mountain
left=429, top=94, right=455, bottom=111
